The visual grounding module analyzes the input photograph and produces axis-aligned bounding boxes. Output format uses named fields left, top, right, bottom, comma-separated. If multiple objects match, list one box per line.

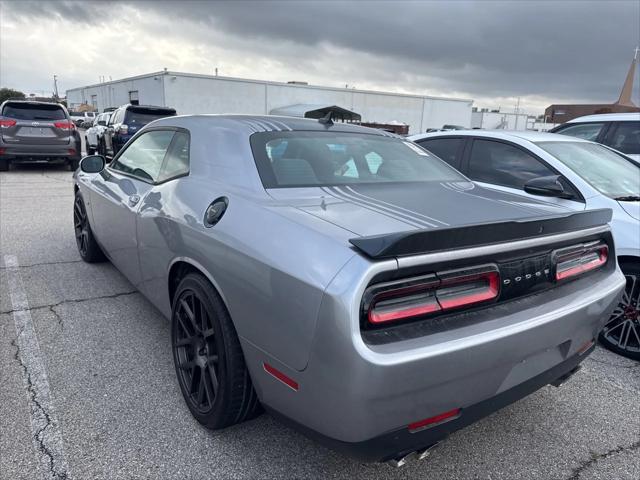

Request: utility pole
left=53, top=74, right=59, bottom=100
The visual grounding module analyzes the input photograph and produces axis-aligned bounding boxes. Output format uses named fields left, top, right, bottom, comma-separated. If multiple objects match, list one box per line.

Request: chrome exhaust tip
left=386, top=442, right=441, bottom=467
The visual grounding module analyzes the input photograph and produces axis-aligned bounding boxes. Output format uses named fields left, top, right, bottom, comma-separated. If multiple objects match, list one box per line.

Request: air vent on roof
left=287, top=81, right=308, bottom=85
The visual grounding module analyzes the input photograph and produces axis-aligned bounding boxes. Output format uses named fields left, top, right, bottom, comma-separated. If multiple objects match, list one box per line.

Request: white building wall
left=67, top=71, right=473, bottom=134
left=66, top=75, right=165, bottom=113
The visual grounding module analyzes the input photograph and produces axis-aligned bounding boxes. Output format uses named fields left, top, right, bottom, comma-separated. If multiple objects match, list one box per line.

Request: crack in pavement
left=566, top=438, right=640, bottom=480
left=0, top=290, right=139, bottom=316
left=0, top=259, right=84, bottom=270
left=11, top=334, right=68, bottom=480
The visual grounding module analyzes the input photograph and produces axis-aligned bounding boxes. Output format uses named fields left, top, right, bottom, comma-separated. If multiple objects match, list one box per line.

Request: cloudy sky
left=1, top=0, right=638, bottom=114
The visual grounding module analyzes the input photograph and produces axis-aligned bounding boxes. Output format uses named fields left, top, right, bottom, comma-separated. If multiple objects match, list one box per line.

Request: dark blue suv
left=100, top=104, right=176, bottom=158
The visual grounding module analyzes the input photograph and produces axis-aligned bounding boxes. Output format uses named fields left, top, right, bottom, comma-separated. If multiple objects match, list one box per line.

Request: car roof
left=1, top=100, right=65, bottom=108
left=567, top=112, right=640, bottom=123
left=408, top=129, right=589, bottom=144
left=150, top=114, right=399, bottom=137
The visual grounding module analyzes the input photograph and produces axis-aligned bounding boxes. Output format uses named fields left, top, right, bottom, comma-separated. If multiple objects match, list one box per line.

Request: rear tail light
left=68, top=149, right=77, bottom=156
left=119, top=125, right=129, bottom=135
left=53, top=120, right=74, bottom=130
left=364, top=265, right=500, bottom=325
left=554, top=241, right=608, bottom=281
left=408, top=408, right=461, bottom=432
left=0, top=119, right=17, bottom=128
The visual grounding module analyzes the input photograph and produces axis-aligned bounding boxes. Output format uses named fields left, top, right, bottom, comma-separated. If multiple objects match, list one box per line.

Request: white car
left=550, top=113, right=640, bottom=161
left=84, top=112, right=111, bottom=154
left=69, top=111, right=97, bottom=128
left=409, top=130, right=640, bottom=360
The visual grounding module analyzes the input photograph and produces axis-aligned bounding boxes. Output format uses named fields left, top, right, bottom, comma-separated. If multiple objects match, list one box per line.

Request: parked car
left=100, top=104, right=176, bottom=158
left=409, top=130, right=640, bottom=360
left=73, top=115, right=625, bottom=465
left=85, top=112, right=111, bottom=155
left=0, top=100, right=81, bottom=171
left=549, top=113, right=640, bottom=161
left=69, top=111, right=97, bottom=128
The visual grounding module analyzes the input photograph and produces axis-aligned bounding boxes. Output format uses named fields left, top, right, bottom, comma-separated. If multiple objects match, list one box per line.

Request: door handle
left=128, top=194, right=140, bottom=207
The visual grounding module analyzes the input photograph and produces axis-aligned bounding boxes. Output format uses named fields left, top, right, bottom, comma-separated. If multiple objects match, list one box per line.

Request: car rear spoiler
left=349, top=209, right=612, bottom=259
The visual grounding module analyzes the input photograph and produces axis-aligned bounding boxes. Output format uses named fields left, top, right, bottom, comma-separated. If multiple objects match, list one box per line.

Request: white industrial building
left=66, top=70, right=473, bottom=134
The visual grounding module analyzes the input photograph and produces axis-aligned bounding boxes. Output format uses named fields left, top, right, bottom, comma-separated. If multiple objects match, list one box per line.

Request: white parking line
left=4, top=255, right=69, bottom=480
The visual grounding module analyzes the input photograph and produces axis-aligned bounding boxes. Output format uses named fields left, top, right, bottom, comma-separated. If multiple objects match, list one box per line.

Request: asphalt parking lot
left=0, top=166, right=639, bottom=480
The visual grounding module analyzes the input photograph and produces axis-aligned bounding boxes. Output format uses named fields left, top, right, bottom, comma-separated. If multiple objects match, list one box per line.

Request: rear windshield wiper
left=614, top=195, right=640, bottom=201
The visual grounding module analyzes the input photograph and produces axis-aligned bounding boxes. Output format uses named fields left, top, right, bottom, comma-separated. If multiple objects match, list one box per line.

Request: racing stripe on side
left=324, top=186, right=433, bottom=229
left=343, top=185, right=449, bottom=226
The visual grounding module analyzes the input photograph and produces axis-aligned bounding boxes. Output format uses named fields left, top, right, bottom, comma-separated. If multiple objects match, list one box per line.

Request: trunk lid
left=268, top=181, right=572, bottom=238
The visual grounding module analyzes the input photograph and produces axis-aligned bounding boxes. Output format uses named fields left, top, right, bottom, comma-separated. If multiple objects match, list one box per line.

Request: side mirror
left=98, top=120, right=107, bottom=126
left=80, top=155, right=106, bottom=173
left=524, top=175, right=571, bottom=198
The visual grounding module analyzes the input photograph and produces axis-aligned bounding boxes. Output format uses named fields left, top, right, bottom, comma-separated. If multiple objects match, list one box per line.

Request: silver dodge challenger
left=73, top=115, right=626, bottom=465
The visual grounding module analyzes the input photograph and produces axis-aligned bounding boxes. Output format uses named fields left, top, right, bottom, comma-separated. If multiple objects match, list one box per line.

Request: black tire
left=0, top=158, right=8, bottom=171
left=171, top=273, right=261, bottom=429
left=73, top=193, right=106, bottom=263
left=68, top=158, right=80, bottom=171
left=599, top=261, right=640, bottom=360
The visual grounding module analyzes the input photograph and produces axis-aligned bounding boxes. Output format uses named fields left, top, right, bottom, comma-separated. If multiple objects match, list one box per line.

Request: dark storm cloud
left=3, top=0, right=639, bottom=105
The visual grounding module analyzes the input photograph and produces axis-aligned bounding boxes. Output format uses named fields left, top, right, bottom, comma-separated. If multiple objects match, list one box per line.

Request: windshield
left=251, top=131, right=466, bottom=188
left=2, top=104, right=66, bottom=121
left=536, top=141, right=640, bottom=199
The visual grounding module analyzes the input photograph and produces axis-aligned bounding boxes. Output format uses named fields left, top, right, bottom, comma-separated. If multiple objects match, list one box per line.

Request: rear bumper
left=243, top=256, right=625, bottom=462
left=267, top=343, right=593, bottom=462
left=0, top=141, right=79, bottom=161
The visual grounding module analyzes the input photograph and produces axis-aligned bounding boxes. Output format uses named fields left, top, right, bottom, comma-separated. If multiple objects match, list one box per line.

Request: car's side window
left=416, top=138, right=464, bottom=169
left=468, top=139, right=555, bottom=189
left=108, top=111, right=118, bottom=125
left=554, top=122, right=605, bottom=141
left=110, top=130, right=175, bottom=183
left=607, top=121, right=640, bottom=155
left=158, top=131, right=190, bottom=182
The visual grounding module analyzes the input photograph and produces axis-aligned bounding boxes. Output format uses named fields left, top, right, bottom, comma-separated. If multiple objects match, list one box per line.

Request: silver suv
left=0, top=100, right=81, bottom=171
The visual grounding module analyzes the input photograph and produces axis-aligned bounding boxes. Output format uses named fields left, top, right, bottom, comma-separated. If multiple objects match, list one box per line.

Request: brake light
left=53, top=120, right=74, bottom=130
left=554, top=242, right=608, bottom=281
left=364, top=266, right=500, bottom=325
left=0, top=119, right=16, bottom=128
left=119, top=125, right=129, bottom=135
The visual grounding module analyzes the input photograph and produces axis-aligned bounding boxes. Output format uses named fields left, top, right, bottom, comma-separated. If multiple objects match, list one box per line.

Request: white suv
left=550, top=113, right=640, bottom=161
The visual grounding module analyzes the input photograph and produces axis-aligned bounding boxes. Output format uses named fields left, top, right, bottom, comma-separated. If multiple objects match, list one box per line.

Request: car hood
left=267, top=181, right=570, bottom=237
left=618, top=200, right=640, bottom=221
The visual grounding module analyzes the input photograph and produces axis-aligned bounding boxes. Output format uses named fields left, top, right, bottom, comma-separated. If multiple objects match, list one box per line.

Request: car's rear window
left=250, top=131, right=466, bottom=188
left=2, top=104, right=66, bottom=121
left=125, top=109, right=176, bottom=126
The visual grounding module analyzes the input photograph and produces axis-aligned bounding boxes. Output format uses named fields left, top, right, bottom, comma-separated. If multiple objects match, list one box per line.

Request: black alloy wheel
left=171, top=273, right=260, bottom=429
left=174, top=289, right=221, bottom=414
left=599, top=262, right=640, bottom=360
left=73, top=193, right=105, bottom=263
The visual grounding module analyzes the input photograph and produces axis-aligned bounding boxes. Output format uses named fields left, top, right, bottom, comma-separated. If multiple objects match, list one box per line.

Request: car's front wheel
left=0, top=158, right=9, bottom=171
left=172, top=273, right=261, bottom=429
left=73, top=193, right=106, bottom=262
left=599, top=261, right=640, bottom=360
